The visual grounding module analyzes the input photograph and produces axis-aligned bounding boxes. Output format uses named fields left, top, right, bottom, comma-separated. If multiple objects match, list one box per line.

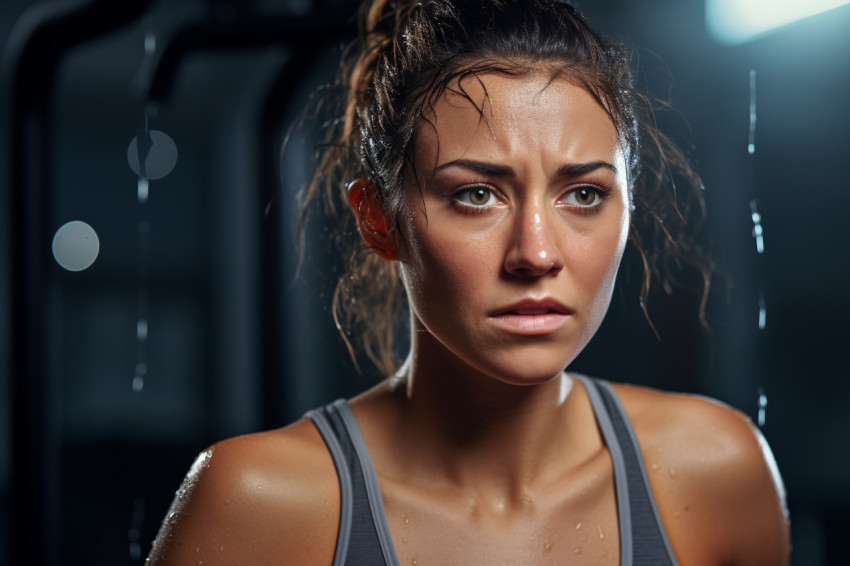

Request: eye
left=453, top=185, right=499, bottom=207
left=564, top=186, right=604, bottom=208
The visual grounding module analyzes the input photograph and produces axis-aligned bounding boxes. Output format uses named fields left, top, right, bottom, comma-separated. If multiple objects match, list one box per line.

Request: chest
left=380, top=459, right=620, bottom=565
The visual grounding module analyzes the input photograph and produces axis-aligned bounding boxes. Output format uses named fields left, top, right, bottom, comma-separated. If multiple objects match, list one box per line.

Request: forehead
left=415, top=71, right=623, bottom=170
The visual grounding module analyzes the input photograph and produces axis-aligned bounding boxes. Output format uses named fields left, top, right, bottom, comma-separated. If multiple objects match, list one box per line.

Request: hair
left=298, top=0, right=714, bottom=376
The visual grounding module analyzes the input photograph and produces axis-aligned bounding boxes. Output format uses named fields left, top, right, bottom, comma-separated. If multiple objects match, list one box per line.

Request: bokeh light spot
left=52, top=221, right=100, bottom=271
left=127, top=130, right=178, bottom=180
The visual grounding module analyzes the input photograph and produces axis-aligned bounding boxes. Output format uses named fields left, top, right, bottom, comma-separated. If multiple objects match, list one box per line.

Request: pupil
left=472, top=188, right=489, bottom=205
left=577, top=188, right=594, bottom=205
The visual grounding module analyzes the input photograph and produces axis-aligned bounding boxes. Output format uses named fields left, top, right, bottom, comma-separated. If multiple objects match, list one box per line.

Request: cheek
left=572, top=213, right=629, bottom=317
left=400, top=224, right=496, bottom=315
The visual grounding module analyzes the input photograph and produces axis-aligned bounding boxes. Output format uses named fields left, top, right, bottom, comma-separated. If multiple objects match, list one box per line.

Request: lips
left=490, top=298, right=572, bottom=317
left=488, top=298, right=573, bottom=336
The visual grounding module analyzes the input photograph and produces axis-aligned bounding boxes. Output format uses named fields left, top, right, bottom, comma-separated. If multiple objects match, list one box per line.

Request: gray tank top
left=305, top=376, right=679, bottom=565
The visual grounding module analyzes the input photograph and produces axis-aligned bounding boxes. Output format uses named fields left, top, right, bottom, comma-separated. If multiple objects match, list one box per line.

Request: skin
left=146, top=72, right=790, bottom=566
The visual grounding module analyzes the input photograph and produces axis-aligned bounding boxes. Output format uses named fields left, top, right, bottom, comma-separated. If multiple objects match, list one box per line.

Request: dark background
left=1, top=0, right=848, bottom=564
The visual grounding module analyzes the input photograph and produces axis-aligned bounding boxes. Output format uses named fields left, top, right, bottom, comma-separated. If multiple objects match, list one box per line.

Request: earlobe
left=346, top=178, right=399, bottom=261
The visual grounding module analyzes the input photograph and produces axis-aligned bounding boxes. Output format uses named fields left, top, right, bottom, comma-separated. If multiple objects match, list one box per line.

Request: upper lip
left=490, top=297, right=572, bottom=316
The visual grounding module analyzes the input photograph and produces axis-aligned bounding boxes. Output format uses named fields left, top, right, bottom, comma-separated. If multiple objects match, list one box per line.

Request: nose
left=503, top=207, right=565, bottom=278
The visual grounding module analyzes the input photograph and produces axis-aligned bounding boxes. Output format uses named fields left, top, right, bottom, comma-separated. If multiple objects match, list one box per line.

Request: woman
left=147, top=1, right=789, bottom=564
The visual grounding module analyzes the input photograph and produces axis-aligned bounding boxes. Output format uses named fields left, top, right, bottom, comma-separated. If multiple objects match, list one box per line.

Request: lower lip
left=488, top=313, right=570, bottom=336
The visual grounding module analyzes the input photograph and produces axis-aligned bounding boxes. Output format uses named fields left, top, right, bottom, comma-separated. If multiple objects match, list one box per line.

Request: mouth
left=490, top=298, right=572, bottom=317
left=488, top=298, right=573, bottom=336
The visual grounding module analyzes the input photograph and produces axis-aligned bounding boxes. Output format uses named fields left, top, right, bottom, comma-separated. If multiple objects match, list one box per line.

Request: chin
left=475, top=349, right=577, bottom=387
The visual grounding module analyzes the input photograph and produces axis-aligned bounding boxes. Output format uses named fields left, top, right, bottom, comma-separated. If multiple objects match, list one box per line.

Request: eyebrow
left=434, top=159, right=617, bottom=177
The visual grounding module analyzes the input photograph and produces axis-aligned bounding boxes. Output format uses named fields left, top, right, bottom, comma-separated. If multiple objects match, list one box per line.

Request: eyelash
left=450, top=183, right=611, bottom=215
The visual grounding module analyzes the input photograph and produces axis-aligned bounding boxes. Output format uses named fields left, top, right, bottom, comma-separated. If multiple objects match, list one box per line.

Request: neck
left=387, top=333, right=583, bottom=512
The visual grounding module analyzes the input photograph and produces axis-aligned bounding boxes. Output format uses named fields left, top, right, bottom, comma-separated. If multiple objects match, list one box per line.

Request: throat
left=390, top=366, right=582, bottom=502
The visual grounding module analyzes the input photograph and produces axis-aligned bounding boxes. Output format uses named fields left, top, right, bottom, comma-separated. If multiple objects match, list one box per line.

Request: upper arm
left=145, top=421, right=340, bottom=566
left=623, top=389, right=790, bottom=566
left=708, top=411, right=790, bottom=565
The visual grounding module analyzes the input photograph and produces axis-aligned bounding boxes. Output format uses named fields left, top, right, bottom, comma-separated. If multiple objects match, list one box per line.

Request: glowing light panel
left=707, top=0, right=850, bottom=44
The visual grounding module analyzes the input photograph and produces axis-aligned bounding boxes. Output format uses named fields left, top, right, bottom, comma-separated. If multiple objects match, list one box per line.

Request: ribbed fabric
left=580, top=376, right=679, bottom=566
left=306, top=376, right=678, bottom=566
left=305, top=400, right=400, bottom=566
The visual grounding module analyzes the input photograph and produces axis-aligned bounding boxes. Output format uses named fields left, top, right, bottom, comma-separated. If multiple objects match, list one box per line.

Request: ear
left=346, top=178, right=399, bottom=261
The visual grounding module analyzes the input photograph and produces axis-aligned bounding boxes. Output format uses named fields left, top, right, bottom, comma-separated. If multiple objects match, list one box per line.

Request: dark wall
left=2, top=0, right=848, bottom=564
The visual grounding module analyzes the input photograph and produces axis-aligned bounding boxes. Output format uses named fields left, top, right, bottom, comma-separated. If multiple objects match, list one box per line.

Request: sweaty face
left=398, top=72, right=630, bottom=385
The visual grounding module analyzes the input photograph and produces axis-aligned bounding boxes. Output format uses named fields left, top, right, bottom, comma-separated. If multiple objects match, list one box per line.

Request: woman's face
left=398, top=71, right=630, bottom=385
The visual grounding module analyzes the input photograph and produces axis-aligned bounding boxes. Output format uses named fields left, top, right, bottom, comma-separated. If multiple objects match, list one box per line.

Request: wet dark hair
left=299, top=0, right=713, bottom=376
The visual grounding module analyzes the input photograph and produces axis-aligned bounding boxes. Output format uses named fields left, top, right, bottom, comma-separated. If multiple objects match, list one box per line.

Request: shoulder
left=611, top=382, right=790, bottom=566
left=146, top=417, right=340, bottom=566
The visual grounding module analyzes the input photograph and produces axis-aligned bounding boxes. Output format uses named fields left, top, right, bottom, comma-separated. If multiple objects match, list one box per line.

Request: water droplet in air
left=749, top=199, right=765, bottom=255
left=144, top=32, right=156, bottom=54
left=138, top=178, right=149, bottom=203
left=748, top=69, right=757, bottom=155
left=757, top=387, right=768, bottom=427
left=137, top=319, right=148, bottom=341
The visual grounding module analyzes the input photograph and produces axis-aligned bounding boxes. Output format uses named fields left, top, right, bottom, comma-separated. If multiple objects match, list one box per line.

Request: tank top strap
left=305, top=400, right=400, bottom=566
left=577, top=375, right=679, bottom=566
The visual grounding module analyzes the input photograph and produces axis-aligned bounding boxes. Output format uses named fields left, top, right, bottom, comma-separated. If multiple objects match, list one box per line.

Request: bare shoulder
left=146, top=418, right=339, bottom=566
left=611, top=383, right=790, bottom=566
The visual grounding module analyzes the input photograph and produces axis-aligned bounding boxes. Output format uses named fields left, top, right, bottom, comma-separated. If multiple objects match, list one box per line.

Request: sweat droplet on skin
left=543, top=542, right=553, bottom=553
left=668, top=467, right=677, bottom=478
left=597, top=524, right=604, bottom=540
